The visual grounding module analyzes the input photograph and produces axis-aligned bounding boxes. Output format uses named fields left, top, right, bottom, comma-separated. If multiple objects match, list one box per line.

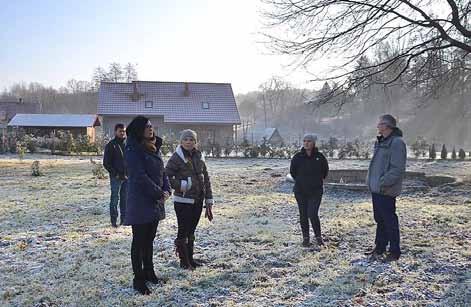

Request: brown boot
left=174, top=239, right=194, bottom=270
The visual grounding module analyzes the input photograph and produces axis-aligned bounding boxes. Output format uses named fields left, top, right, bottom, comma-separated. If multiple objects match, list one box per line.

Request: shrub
left=441, top=144, right=448, bottom=160
left=23, top=134, right=38, bottom=153
left=259, top=139, right=270, bottom=157
left=429, top=144, right=436, bottom=160
left=223, top=145, right=232, bottom=157
left=75, top=135, right=93, bottom=154
left=16, top=141, right=26, bottom=160
left=451, top=147, right=457, bottom=160
left=31, top=160, right=42, bottom=176
left=459, top=148, right=466, bottom=160
left=338, top=142, right=356, bottom=159
left=411, top=136, right=429, bottom=158
left=211, top=143, right=222, bottom=158
left=250, top=147, right=259, bottom=158
left=90, top=158, right=106, bottom=179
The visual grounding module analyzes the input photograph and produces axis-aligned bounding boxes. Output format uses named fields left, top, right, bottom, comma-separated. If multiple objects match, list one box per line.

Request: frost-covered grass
left=0, top=156, right=470, bottom=306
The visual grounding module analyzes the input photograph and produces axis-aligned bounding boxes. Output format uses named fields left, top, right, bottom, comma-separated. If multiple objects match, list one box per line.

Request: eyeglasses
left=146, top=124, right=153, bottom=128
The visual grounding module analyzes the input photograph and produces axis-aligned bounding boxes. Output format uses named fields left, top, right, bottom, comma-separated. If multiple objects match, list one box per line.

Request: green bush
left=75, top=135, right=93, bottom=153
left=22, top=134, right=38, bottom=153
left=429, top=144, right=436, bottom=160
left=441, top=144, right=448, bottom=160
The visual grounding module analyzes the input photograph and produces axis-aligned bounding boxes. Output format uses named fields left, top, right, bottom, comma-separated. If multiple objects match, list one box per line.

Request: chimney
left=129, top=81, right=143, bottom=102
left=183, top=83, right=190, bottom=97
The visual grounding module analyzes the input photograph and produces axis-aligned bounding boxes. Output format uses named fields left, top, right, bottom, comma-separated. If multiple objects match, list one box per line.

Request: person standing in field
left=290, top=133, right=329, bottom=247
left=165, top=129, right=214, bottom=270
left=366, top=114, right=407, bottom=262
left=124, top=116, right=171, bottom=295
left=103, top=123, right=127, bottom=227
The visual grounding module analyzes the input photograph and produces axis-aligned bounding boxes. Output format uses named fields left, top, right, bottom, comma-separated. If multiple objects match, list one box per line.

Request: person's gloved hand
left=205, top=204, right=213, bottom=222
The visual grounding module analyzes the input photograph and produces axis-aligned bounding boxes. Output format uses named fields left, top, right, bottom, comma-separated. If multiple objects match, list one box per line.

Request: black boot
left=133, top=274, right=151, bottom=295
left=383, top=252, right=400, bottom=262
left=119, top=216, right=125, bottom=226
left=188, top=235, right=203, bottom=267
left=302, top=237, right=310, bottom=247
left=144, top=268, right=164, bottom=284
left=364, top=246, right=385, bottom=256
left=316, top=236, right=324, bottom=246
left=174, top=239, right=194, bottom=270
left=111, top=217, right=118, bottom=228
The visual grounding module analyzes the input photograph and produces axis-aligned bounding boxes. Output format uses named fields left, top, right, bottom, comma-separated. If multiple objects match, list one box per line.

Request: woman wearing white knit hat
left=165, top=129, right=214, bottom=270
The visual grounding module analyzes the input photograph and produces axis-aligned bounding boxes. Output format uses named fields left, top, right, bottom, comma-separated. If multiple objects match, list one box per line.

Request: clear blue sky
left=0, top=0, right=315, bottom=94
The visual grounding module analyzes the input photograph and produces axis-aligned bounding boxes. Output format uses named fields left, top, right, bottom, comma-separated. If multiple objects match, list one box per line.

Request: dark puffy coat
left=290, top=147, right=329, bottom=196
left=165, top=145, right=213, bottom=206
left=103, top=137, right=126, bottom=179
left=124, top=136, right=170, bottom=225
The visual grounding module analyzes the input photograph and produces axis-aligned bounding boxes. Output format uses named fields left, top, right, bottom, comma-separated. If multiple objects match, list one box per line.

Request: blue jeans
left=372, top=193, right=401, bottom=254
left=110, top=176, right=127, bottom=223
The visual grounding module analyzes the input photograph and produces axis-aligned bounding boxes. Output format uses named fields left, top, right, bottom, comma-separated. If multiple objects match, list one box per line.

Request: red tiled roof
left=98, top=81, right=241, bottom=125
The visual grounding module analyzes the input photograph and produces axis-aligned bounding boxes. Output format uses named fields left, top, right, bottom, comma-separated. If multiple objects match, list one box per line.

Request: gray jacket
left=367, top=128, right=407, bottom=197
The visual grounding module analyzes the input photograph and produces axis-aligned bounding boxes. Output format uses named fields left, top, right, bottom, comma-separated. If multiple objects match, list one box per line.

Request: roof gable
left=98, top=81, right=241, bottom=124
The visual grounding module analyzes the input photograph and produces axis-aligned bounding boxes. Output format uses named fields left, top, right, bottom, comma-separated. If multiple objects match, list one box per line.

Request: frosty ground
left=0, top=156, right=470, bottom=306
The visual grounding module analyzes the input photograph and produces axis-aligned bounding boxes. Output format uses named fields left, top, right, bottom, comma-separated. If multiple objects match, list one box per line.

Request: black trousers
left=174, top=199, right=203, bottom=240
left=295, top=190, right=323, bottom=239
left=372, top=193, right=401, bottom=254
left=131, top=220, right=159, bottom=278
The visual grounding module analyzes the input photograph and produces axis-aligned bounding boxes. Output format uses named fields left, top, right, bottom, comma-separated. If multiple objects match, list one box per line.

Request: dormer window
left=202, top=102, right=210, bottom=109
left=145, top=101, right=153, bottom=108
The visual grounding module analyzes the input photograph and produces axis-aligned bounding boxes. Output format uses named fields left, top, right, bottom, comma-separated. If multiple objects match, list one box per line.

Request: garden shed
left=8, top=114, right=101, bottom=142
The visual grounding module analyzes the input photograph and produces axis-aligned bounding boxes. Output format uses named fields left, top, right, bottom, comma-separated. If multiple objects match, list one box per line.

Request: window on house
left=202, top=102, right=210, bottom=109
left=145, top=101, right=153, bottom=108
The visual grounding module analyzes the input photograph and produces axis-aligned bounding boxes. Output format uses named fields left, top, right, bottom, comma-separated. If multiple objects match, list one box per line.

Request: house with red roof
left=98, top=81, right=241, bottom=145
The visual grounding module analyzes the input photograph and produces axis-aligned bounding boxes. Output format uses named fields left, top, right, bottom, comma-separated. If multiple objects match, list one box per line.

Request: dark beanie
left=126, top=116, right=149, bottom=142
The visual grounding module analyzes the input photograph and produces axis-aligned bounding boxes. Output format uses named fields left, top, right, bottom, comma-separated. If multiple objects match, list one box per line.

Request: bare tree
left=92, top=67, right=109, bottom=90
left=258, top=77, right=292, bottom=127
left=262, top=0, right=471, bottom=107
left=124, top=62, right=139, bottom=82
left=108, top=63, right=123, bottom=83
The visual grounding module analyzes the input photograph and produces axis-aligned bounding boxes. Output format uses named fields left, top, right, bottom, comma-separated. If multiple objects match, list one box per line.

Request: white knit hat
left=180, top=129, right=197, bottom=143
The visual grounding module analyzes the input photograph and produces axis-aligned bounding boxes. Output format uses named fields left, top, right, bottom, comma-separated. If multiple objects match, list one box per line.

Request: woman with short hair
left=165, top=129, right=214, bottom=270
left=124, top=116, right=171, bottom=295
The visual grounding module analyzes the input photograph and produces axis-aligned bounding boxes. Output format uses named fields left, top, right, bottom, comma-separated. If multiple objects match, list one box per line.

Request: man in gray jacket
left=366, top=114, right=406, bottom=262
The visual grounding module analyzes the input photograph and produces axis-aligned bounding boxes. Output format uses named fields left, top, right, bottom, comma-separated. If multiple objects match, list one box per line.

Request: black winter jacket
left=103, top=137, right=126, bottom=179
left=290, top=147, right=329, bottom=196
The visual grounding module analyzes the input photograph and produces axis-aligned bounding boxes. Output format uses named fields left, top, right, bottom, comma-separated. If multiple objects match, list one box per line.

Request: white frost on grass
left=0, top=155, right=470, bottom=306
